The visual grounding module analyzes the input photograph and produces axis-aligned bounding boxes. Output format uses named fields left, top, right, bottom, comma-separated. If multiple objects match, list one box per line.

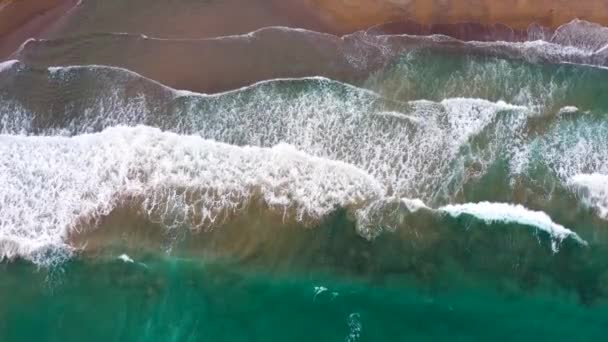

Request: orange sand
left=312, top=0, right=608, bottom=32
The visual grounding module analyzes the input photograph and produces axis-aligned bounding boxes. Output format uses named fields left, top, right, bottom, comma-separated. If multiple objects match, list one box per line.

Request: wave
left=0, top=64, right=603, bottom=268
left=357, top=197, right=587, bottom=248
left=369, top=19, right=608, bottom=53
left=0, top=122, right=594, bottom=305
left=569, top=174, right=608, bottom=220
left=366, top=21, right=532, bottom=41
left=438, top=202, right=587, bottom=251
left=2, top=62, right=604, bottom=217
left=516, top=113, right=608, bottom=219
left=6, top=54, right=608, bottom=118
left=1, top=63, right=534, bottom=204
left=0, top=125, right=587, bottom=268
left=10, top=21, right=608, bottom=93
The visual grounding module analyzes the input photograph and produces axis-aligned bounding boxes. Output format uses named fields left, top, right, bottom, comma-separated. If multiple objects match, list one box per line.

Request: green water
left=2, top=254, right=608, bottom=342
left=1, top=207, right=607, bottom=341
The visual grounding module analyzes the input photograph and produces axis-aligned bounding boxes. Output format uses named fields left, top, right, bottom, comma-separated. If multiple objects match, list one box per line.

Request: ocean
left=1, top=3, right=608, bottom=340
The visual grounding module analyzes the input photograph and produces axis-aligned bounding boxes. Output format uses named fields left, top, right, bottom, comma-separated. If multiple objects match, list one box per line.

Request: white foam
left=569, top=173, right=608, bottom=220
left=384, top=31, right=600, bottom=65
left=439, top=202, right=587, bottom=251
left=439, top=98, right=527, bottom=143
left=118, top=254, right=134, bottom=263
left=401, top=198, right=429, bottom=212
left=313, top=286, right=327, bottom=301
left=0, top=60, right=19, bottom=73
left=558, top=106, right=581, bottom=115
left=44, top=64, right=178, bottom=95
left=346, top=313, right=362, bottom=342
left=376, top=111, right=421, bottom=123
left=551, top=19, right=608, bottom=53
left=0, top=125, right=384, bottom=263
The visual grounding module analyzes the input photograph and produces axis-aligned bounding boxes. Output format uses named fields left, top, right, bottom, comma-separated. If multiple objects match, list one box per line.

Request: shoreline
left=11, top=20, right=608, bottom=94
left=3, top=0, right=608, bottom=61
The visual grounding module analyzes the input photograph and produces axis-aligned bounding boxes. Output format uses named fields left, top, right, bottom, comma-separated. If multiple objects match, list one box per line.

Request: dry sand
left=312, top=0, right=608, bottom=32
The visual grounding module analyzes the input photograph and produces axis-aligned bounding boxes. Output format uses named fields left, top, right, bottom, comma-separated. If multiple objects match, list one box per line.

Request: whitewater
left=2, top=25, right=608, bottom=265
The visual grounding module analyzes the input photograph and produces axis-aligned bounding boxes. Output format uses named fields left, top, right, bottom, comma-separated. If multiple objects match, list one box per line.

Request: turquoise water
left=2, top=253, right=608, bottom=341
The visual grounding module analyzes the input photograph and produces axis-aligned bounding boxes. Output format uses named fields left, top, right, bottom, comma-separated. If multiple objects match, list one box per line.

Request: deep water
left=2, top=253, right=608, bottom=342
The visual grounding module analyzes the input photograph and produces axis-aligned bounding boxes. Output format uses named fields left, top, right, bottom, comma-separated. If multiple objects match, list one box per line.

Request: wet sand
left=13, top=29, right=357, bottom=93
left=42, top=0, right=330, bottom=39
left=0, top=0, right=78, bottom=58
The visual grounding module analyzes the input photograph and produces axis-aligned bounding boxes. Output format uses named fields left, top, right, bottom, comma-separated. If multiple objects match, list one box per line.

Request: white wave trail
left=357, top=197, right=586, bottom=250
left=569, top=173, right=608, bottom=220
left=0, top=60, right=19, bottom=73
left=0, top=125, right=384, bottom=263
left=439, top=202, right=587, bottom=251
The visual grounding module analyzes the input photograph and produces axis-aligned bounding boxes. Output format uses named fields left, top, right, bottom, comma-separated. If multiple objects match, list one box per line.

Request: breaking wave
left=0, top=126, right=385, bottom=262
left=439, top=202, right=587, bottom=251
